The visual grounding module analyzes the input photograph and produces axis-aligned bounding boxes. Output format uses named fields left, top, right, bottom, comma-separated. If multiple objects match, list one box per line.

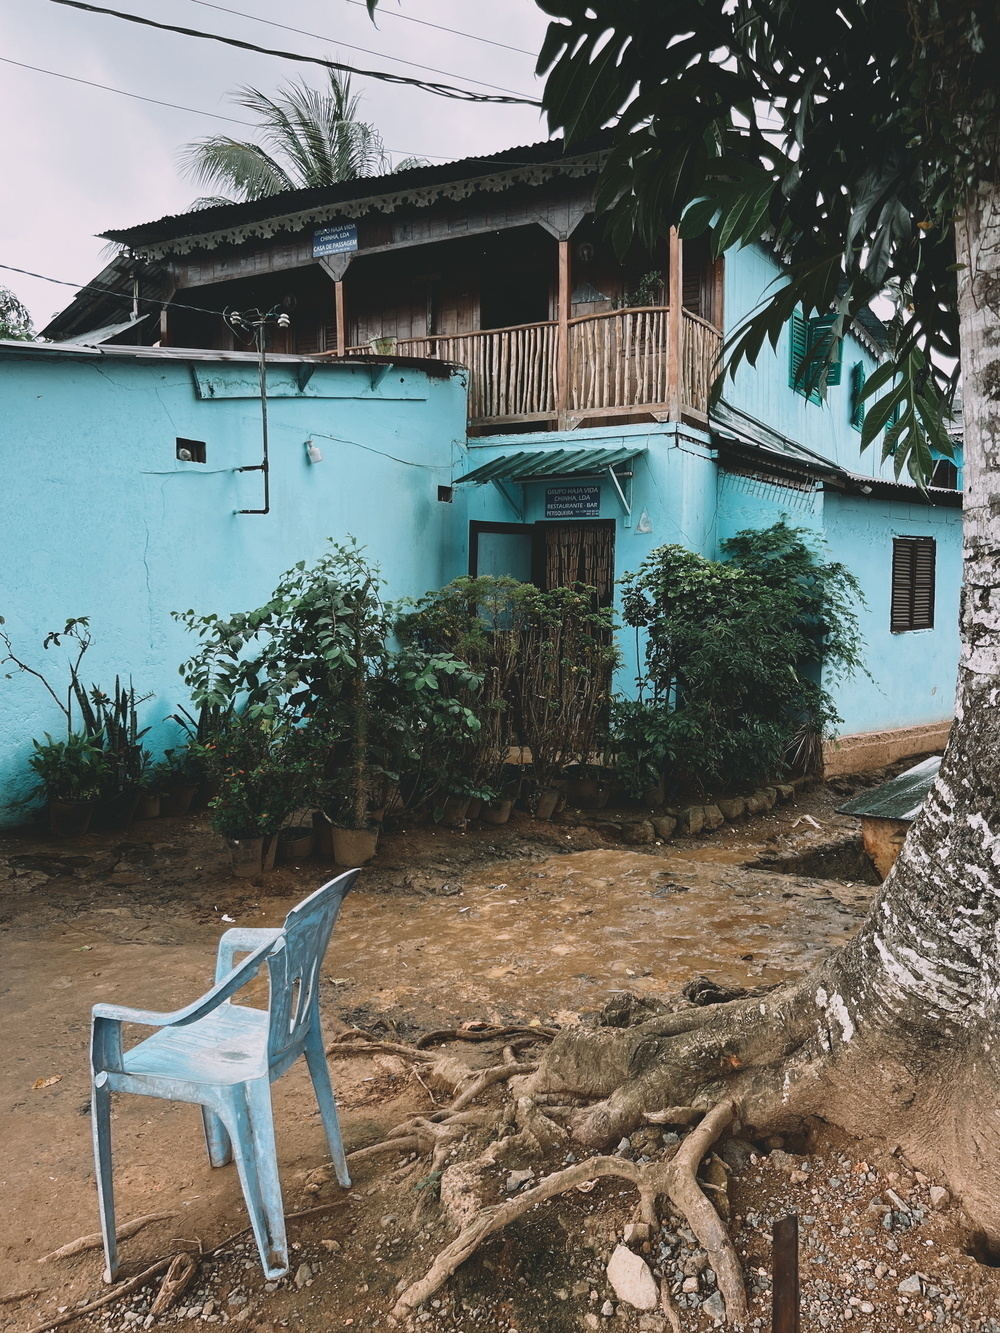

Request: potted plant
left=28, top=731, right=109, bottom=836
left=177, top=541, right=481, bottom=870
left=209, top=712, right=325, bottom=876
left=154, top=744, right=207, bottom=817
left=1, top=618, right=153, bottom=832
left=89, top=678, right=152, bottom=828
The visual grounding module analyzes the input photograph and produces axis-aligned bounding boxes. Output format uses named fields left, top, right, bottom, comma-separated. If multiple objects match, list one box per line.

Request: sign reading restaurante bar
left=312, top=222, right=359, bottom=257
left=545, top=485, right=601, bottom=519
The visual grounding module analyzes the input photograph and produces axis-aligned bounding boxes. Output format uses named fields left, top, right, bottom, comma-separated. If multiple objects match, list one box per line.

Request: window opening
left=176, top=438, right=206, bottom=463
left=890, top=537, right=935, bottom=632
left=930, top=458, right=958, bottom=490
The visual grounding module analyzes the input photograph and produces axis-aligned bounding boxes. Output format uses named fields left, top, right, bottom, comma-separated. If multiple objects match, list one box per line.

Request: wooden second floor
left=46, top=141, right=723, bottom=433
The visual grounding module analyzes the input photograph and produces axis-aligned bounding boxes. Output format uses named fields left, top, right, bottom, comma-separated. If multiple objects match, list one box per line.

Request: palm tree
left=180, top=71, right=422, bottom=208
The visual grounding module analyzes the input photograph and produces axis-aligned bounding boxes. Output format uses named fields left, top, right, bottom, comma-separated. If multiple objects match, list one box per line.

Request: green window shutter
left=808, top=314, right=842, bottom=390
left=789, top=310, right=808, bottom=393
left=850, top=362, right=866, bottom=430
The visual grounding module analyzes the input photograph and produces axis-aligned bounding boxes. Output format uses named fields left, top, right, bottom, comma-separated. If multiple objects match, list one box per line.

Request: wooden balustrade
left=347, top=307, right=721, bottom=426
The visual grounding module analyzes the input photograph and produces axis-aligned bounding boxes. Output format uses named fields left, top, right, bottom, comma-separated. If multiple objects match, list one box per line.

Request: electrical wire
left=0, top=54, right=254, bottom=124
left=181, top=0, right=536, bottom=100
left=340, top=0, right=537, bottom=58
left=0, top=54, right=460, bottom=159
left=0, top=261, right=230, bottom=320
left=39, top=0, right=542, bottom=105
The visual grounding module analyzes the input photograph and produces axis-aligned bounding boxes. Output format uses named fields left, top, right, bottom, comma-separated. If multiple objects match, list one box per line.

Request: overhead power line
left=39, top=0, right=542, bottom=105
left=340, top=0, right=537, bottom=58
left=0, top=53, right=458, bottom=159
left=0, top=54, right=253, bottom=124
left=0, top=261, right=230, bottom=320
left=182, top=0, right=534, bottom=100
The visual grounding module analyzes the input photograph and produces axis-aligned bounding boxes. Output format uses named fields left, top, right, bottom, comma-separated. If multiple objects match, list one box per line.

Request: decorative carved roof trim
left=133, top=155, right=605, bottom=261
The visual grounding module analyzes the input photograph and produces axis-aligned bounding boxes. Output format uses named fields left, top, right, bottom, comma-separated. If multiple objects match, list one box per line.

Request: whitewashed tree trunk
left=532, top=182, right=1000, bottom=1236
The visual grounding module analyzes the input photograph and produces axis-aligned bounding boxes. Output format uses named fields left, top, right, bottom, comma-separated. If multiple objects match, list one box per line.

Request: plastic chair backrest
left=264, top=870, right=359, bottom=1067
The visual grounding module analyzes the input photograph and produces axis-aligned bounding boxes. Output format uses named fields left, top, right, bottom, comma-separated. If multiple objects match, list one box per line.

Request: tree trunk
left=532, top=180, right=1000, bottom=1236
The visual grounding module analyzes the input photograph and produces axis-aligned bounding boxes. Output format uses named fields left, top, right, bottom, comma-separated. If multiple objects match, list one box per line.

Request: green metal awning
left=454, top=445, right=644, bottom=485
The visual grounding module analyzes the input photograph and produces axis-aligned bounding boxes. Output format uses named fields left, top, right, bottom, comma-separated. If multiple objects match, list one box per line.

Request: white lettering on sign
left=545, top=485, right=601, bottom=519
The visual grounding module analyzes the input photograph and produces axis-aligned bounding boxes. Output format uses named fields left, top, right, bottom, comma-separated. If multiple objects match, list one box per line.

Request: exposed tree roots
left=324, top=1005, right=781, bottom=1328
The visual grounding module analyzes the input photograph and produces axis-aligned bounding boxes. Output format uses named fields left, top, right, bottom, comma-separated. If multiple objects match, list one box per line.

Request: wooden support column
left=319, top=254, right=354, bottom=355
left=334, top=280, right=347, bottom=356
left=667, top=226, right=683, bottom=419
left=556, top=238, right=571, bottom=428
left=159, top=304, right=169, bottom=347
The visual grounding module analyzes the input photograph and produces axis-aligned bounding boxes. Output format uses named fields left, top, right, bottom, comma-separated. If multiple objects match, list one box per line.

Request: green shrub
left=615, top=521, right=864, bottom=795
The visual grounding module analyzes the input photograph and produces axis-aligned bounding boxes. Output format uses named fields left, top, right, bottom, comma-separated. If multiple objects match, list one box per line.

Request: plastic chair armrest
left=215, top=927, right=284, bottom=982
left=92, top=936, right=277, bottom=1033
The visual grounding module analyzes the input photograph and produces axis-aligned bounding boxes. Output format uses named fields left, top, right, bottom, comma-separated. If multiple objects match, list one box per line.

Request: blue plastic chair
left=90, top=870, right=360, bottom=1282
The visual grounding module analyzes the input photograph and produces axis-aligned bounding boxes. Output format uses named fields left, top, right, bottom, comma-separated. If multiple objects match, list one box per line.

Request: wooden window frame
left=890, top=536, right=936, bottom=633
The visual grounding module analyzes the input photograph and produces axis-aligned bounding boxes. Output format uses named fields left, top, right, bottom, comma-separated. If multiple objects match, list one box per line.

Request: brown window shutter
left=891, top=537, right=936, bottom=632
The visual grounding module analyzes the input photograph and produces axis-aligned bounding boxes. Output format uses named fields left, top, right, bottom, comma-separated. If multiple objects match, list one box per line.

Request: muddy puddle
left=335, top=846, right=877, bottom=1027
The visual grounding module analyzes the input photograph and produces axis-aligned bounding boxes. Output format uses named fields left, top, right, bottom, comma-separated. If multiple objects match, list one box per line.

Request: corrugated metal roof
left=101, top=136, right=610, bottom=250
left=835, top=755, right=941, bottom=822
left=455, top=446, right=644, bottom=485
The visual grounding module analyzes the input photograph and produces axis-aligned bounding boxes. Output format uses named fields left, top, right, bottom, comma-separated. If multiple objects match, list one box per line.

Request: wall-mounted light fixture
left=306, top=440, right=323, bottom=464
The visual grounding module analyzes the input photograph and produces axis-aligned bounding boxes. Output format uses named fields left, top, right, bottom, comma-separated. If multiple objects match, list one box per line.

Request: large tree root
left=390, top=1097, right=745, bottom=1324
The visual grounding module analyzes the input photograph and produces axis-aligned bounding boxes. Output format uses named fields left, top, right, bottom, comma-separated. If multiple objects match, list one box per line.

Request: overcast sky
left=0, top=0, right=554, bottom=327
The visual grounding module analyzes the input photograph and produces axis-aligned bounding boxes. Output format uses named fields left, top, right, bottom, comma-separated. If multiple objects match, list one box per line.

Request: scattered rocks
left=930, top=1185, right=950, bottom=1209
left=607, top=1245, right=659, bottom=1310
left=702, top=804, right=725, bottom=831
left=716, top=797, right=746, bottom=821
left=651, top=816, right=677, bottom=840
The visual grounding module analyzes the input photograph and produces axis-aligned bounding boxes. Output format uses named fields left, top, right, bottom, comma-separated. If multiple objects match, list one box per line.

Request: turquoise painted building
left=2, top=140, right=962, bottom=821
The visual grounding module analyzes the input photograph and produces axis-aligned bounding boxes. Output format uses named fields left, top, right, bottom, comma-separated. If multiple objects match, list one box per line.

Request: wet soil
left=2, top=770, right=996, bottom=1333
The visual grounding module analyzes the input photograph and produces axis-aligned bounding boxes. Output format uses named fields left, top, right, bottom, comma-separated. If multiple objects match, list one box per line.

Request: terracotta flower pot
left=439, top=795, right=470, bottom=827
left=226, top=834, right=278, bottom=877
left=160, top=784, right=198, bottom=817
left=482, top=797, right=513, bottom=826
left=96, top=787, right=141, bottom=830
left=330, top=825, right=379, bottom=867
left=136, top=792, right=161, bottom=820
left=277, top=828, right=315, bottom=863
left=465, top=797, right=484, bottom=820
left=534, top=787, right=560, bottom=820
left=49, top=798, right=97, bottom=838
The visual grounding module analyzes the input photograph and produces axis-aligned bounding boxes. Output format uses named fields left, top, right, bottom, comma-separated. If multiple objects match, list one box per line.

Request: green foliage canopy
left=535, top=1, right=1000, bottom=483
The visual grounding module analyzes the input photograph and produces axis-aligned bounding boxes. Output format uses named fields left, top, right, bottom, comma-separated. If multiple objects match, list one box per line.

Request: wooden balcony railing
left=347, top=306, right=721, bottom=428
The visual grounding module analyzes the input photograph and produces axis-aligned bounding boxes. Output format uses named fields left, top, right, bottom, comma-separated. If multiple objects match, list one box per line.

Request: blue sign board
left=312, top=222, right=359, bottom=257
left=545, top=485, right=601, bottom=519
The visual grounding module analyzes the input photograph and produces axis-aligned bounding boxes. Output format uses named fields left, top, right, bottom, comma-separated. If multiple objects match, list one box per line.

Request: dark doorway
left=469, top=519, right=616, bottom=603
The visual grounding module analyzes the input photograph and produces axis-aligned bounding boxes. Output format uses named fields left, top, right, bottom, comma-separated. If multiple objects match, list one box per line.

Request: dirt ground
left=3, top=772, right=999, bottom=1333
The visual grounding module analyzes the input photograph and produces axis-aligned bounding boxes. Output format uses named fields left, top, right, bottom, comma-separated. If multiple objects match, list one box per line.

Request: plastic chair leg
left=304, top=1024, right=351, bottom=1188
left=91, top=1075, right=119, bottom=1283
left=224, top=1080, right=288, bottom=1280
left=201, top=1107, right=233, bottom=1167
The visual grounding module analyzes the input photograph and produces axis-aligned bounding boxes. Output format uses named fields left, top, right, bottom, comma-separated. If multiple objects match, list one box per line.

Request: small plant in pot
left=208, top=712, right=325, bottom=876
left=153, top=744, right=208, bottom=817
left=28, top=731, right=109, bottom=836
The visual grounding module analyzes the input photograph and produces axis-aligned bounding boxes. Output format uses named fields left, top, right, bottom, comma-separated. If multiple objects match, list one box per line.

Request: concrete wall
left=0, top=345, right=469, bottom=823
left=724, top=243, right=900, bottom=480
left=820, top=491, right=961, bottom=737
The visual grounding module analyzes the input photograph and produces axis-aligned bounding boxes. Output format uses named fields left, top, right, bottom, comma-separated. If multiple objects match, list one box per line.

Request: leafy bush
left=28, top=732, right=109, bottom=801
left=616, top=521, right=864, bottom=795
left=207, top=712, right=326, bottom=840
left=177, top=540, right=481, bottom=830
